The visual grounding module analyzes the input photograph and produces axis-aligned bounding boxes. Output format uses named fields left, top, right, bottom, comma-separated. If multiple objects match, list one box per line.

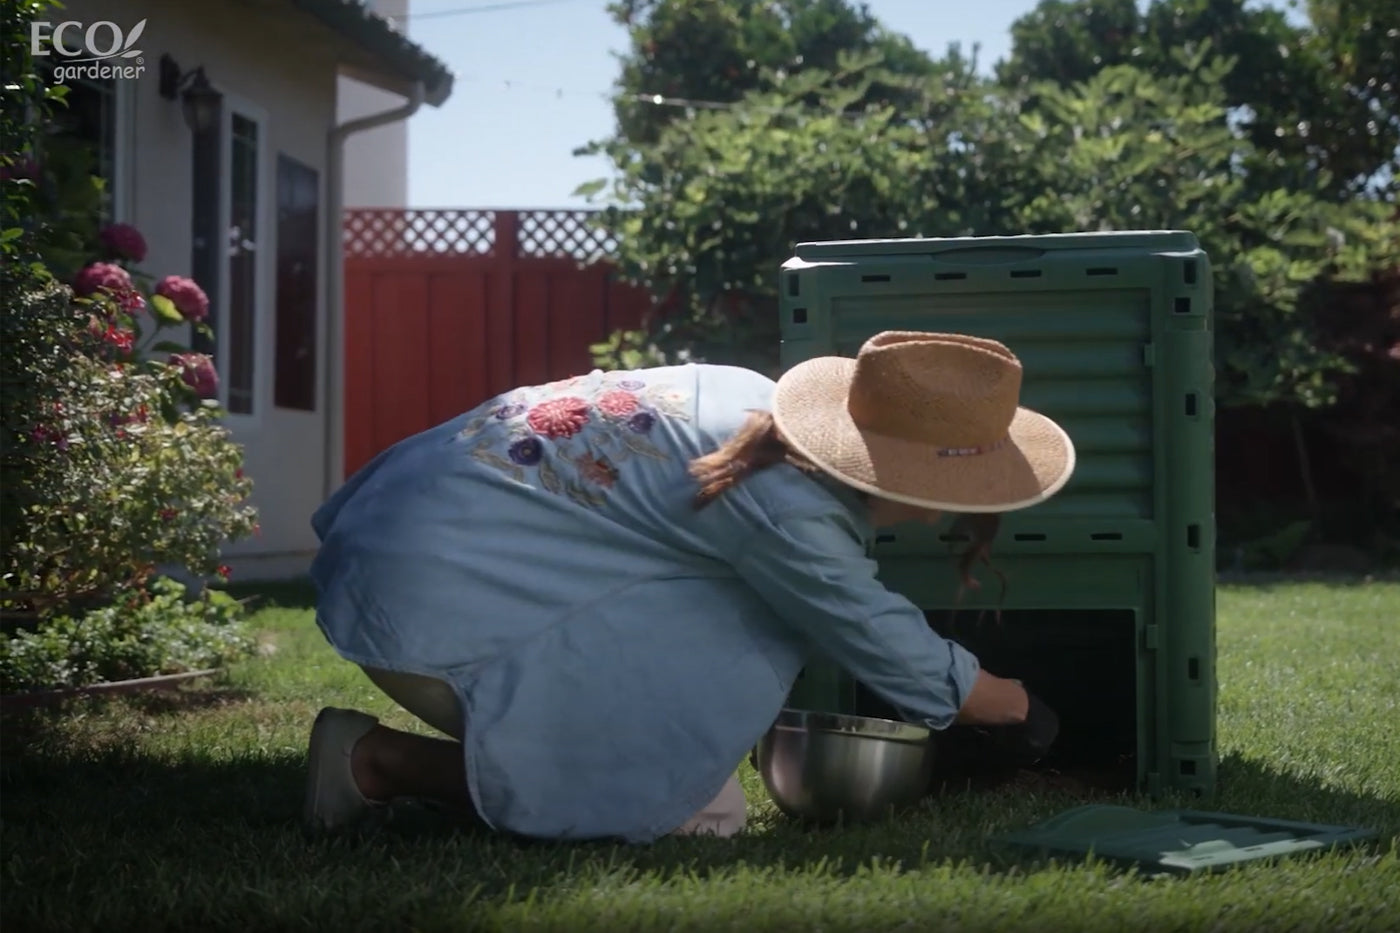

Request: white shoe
left=303, top=707, right=383, bottom=834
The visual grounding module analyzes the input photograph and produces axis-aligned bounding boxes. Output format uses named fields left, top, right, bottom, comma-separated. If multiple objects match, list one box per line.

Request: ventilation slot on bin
left=934, top=272, right=966, bottom=281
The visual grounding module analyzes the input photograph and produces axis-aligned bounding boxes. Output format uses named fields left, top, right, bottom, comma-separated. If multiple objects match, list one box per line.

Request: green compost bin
left=779, top=230, right=1217, bottom=799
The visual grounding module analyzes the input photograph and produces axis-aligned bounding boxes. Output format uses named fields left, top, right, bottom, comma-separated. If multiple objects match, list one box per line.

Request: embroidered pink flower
left=526, top=396, right=590, bottom=438
left=596, top=390, right=640, bottom=418
left=155, top=275, right=210, bottom=322
left=73, top=262, right=145, bottom=313
left=170, top=352, right=219, bottom=398
left=99, top=223, right=147, bottom=263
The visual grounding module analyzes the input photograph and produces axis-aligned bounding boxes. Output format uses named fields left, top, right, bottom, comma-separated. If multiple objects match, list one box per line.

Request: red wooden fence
left=342, top=208, right=652, bottom=479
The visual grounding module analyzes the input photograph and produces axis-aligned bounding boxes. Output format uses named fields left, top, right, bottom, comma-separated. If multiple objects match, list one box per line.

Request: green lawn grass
left=3, top=577, right=1398, bottom=932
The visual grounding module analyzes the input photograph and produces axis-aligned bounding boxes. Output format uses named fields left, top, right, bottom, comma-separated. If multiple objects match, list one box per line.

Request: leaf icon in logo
left=122, top=49, right=141, bottom=58
left=121, top=19, right=146, bottom=52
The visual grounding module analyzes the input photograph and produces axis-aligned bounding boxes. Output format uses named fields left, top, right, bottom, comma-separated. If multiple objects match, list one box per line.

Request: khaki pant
left=360, top=666, right=747, bottom=838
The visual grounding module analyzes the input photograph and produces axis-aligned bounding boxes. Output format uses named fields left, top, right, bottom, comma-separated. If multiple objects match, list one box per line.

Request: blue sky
left=400, top=0, right=1300, bottom=209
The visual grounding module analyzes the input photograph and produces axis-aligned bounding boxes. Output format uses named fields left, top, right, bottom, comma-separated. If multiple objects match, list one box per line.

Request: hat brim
left=772, top=356, right=1076, bottom=513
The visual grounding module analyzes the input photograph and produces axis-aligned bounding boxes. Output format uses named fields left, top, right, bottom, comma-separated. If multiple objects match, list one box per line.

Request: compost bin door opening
left=854, top=608, right=1139, bottom=794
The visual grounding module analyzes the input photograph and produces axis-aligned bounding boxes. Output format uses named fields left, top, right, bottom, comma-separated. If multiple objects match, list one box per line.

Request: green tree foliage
left=584, top=0, right=1396, bottom=404
left=1014, top=51, right=1393, bottom=408
left=598, top=0, right=940, bottom=147
left=996, top=0, right=1400, bottom=198
left=585, top=48, right=1018, bottom=373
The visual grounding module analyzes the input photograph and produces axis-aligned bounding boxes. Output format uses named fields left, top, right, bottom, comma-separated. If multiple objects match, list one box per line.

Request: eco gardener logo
left=30, top=18, right=147, bottom=83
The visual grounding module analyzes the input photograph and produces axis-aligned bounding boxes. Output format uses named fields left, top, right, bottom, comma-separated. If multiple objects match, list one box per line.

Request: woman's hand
left=955, top=670, right=1031, bottom=726
left=955, top=671, right=1061, bottom=764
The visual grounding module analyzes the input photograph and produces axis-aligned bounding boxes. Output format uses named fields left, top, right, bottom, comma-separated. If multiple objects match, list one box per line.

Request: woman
left=304, top=330, right=1073, bottom=842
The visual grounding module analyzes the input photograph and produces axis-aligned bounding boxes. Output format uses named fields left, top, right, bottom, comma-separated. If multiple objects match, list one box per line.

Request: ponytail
left=688, top=411, right=818, bottom=510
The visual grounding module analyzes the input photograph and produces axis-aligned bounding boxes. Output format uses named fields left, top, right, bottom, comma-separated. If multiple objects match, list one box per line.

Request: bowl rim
left=771, top=707, right=931, bottom=743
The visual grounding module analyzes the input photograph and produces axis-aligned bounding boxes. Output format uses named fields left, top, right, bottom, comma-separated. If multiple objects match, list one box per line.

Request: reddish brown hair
left=688, top=411, right=1004, bottom=599
left=689, top=411, right=820, bottom=509
left=947, top=512, right=1006, bottom=623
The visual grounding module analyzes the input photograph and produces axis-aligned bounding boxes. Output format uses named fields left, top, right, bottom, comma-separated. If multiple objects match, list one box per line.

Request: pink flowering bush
left=3, top=219, right=257, bottom=687
left=73, top=260, right=145, bottom=313
left=155, top=275, right=210, bottom=322
left=98, top=222, right=147, bottom=263
left=170, top=352, right=219, bottom=398
left=2, top=2, right=255, bottom=691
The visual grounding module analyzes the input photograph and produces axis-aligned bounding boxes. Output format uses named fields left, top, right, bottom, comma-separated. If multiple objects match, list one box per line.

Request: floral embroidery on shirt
left=456, top=371, right=690, bottom=508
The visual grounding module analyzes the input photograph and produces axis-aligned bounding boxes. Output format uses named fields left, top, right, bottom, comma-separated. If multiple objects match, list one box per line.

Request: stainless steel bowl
left=756, top=708, right=935, bottom=824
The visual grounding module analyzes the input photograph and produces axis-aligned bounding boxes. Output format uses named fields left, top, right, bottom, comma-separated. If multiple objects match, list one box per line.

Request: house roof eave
left=290, top=0, right=454, bottom=107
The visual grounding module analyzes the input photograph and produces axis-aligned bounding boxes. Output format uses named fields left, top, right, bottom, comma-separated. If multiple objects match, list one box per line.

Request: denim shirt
left=309, top=363, right=980, bottom=843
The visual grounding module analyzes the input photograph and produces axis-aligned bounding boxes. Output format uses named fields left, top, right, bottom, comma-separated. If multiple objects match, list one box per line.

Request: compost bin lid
left=995, top=804, right=1376, bottom=875
left=789, top=230, right=1201, bottom=260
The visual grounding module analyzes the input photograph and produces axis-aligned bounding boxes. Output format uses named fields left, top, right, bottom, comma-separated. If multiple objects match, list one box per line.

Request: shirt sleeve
left=733, top=510, right=981, bottom=730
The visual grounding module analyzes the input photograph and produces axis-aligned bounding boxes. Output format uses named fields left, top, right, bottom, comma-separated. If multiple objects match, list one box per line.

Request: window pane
left=227, top=114, right=258, bottom=415
left=274, top=155, right=319, bottom=411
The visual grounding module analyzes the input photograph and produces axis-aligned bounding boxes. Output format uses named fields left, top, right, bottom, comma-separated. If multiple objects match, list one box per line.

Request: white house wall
left=62, top=0, right=340, bottom=580
left=338, top=0, right=410, bottom=207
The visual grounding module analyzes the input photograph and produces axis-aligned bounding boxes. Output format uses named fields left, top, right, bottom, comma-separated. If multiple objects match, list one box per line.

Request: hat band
left=936, top=435, right=1009, bottom=458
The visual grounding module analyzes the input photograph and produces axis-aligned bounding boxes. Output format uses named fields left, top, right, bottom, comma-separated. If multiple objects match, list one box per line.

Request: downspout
left=322, top=81, right=425, bottom=501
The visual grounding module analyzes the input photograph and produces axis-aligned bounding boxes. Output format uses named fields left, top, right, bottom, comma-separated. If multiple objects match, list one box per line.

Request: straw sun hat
left=772, top=331, right=1076, bottom=513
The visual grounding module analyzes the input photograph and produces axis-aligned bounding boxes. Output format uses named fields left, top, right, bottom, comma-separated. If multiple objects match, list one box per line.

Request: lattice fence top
left=344, top=208, right=618, bottom=261
left=517, top=210, right=618, bottom=261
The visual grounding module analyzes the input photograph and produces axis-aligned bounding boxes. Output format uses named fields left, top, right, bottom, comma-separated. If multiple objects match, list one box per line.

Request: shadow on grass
left=224, top=577, right=319, bottom=611
left=3, top=701, right=1392, bottom=904
left=0, top=684, right=259, bottom=758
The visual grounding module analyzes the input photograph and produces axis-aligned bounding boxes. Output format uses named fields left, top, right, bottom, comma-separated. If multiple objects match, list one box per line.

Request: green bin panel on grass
left=779, top=230, right=1217, bottom=799
left=996, top=805, right=1377, bottom=874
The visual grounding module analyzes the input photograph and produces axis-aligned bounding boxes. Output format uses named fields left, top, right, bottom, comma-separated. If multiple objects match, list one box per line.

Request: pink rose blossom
left=73, top=262, right=145, bottom=313
left=98, top=223, right=148, bottom=263
left=155, top=275, right=210, bottom=322
left=170, top=352, right=219, bottom=399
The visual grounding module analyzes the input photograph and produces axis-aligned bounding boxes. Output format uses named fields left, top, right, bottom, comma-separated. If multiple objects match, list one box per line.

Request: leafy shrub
left=1, top=0, right=258, bottom=687
left=1, top=264, right=258, bottom=618
left=0, top=577, right=253, bottom=693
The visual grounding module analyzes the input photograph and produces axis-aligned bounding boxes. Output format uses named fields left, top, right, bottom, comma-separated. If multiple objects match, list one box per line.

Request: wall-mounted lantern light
left=158, top=53, right=222, bottom=134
